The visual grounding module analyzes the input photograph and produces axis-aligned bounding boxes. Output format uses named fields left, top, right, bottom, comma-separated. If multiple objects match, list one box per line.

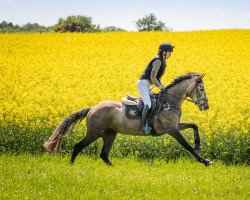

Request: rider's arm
left=150, top=59, right=163, bottom=88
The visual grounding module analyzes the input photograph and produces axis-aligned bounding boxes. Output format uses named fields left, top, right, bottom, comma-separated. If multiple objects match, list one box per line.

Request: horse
left=44, top=72, right=213, bottom=166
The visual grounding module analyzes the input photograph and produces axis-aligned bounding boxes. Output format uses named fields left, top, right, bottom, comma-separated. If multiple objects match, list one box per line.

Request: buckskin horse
left=44, top=72, right=213, bottom=166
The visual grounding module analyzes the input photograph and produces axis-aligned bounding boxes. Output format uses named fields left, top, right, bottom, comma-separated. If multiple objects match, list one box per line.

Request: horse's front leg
left=178, top=123, right=200, bottom=154
left=168, top=128, right=213, bottom=166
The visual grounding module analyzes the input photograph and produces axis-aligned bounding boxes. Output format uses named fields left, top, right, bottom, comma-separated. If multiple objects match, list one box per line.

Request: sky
left=1, top=0, right=250, bottom=31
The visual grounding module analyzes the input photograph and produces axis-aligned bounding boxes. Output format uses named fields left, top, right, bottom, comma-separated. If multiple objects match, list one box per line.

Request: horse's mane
left=165, top=72, right=201, bottom=90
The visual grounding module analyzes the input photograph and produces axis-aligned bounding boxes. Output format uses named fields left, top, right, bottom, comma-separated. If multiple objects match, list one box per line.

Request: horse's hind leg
left=100, top=129, right=117, bottom=165
left=71, top=133, right=100, bottom=164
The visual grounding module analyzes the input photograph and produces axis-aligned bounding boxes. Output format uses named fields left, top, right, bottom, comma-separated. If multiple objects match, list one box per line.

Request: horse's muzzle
left=199, top=103, right=209, bottom=111
left=197, top=98, right=209, bottom=111
left=203, top=104, right=209, bottom=110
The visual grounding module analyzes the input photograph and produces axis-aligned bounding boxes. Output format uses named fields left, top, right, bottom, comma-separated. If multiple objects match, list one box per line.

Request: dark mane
left=165, top=72, right=201, bottom=90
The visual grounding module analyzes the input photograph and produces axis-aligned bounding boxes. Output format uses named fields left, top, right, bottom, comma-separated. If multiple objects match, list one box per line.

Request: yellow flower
left=0, top=30, right=249, bottom=137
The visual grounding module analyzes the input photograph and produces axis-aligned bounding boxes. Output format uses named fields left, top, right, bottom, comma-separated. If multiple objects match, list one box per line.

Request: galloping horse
left=44, top=72, right=213, bottom=166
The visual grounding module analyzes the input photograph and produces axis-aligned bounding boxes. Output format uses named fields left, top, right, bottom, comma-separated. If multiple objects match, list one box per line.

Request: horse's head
left=186, top=74, right=209, bottom=111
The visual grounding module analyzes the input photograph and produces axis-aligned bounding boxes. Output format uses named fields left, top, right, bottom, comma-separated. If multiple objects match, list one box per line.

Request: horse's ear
left=195, top=74, right=205, bottom=83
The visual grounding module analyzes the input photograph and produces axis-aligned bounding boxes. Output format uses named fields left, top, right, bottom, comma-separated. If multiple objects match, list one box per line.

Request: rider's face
left=164, top=51, right=171, bottom=59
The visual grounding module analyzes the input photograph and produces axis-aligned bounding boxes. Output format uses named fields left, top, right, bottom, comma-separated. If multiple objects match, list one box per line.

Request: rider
left=137, top=42, right=174, bottom=134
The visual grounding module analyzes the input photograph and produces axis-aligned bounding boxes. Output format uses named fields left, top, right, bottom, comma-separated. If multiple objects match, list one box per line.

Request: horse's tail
left=43, top=107, right=91, bottom=153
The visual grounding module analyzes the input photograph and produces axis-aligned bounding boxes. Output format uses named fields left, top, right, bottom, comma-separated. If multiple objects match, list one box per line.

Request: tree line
left=0, top=13, right=172, bottom=33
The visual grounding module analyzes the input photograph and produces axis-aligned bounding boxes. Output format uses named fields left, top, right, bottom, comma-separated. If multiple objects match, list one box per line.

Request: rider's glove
left=159, top=85, right=165, bottom=91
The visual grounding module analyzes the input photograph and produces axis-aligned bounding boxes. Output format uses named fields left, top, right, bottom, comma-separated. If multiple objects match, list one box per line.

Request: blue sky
left=1, top=0, right=250, bottom=31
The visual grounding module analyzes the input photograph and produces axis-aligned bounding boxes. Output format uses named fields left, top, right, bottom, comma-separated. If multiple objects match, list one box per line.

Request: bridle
left=150, top=75, right=208, bottom=118
left=187, top=81, right=208, bottom=107
left=160, top=75, right=208, bottom=108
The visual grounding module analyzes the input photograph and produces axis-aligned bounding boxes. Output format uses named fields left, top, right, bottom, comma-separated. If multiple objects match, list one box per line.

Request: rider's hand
left=159, top=85, right=165, bottom=91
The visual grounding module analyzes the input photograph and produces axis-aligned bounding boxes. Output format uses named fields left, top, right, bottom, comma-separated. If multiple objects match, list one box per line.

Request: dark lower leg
left=177, top=136, right=212, bottom=166
left=178, top=123, right=200, bottom=153
left=100, top=147, right=112, bottom=165
left=100, top=130, right=117, bottom=165
left=71, top=136, right=97, bottom=164
left=141, top=105, right=150, bottom=127
left=170, top=129, right=204, bottom=163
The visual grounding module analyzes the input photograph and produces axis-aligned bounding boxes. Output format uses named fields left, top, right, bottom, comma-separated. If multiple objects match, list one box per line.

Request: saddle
left=122, top=93, right=166, bottom=135
left=122, top=94, right=157, bottom=119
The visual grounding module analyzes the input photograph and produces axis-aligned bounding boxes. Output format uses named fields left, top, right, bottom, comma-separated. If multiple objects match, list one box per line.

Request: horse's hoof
left=105, top=161, right=113, bottom=166
left=70, top=158, right=75, bottom=165
left=204, top=159, right=213, bottom=166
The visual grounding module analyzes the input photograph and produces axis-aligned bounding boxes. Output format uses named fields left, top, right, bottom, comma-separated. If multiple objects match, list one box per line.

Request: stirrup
left=142, top=124, right=152, bottom=134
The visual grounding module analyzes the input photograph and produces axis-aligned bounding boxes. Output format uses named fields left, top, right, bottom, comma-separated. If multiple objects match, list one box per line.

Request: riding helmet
left=158, top=43, right=175, bottom=52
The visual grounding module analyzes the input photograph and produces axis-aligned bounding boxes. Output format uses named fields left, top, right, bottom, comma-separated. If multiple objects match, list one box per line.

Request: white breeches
left=137, top=79, right=151, bottom=109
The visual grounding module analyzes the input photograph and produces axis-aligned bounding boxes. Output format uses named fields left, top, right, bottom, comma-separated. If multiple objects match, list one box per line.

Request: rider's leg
left=141, top=104, right=150, bottom=127
left=137, top=80, right=152, bottom=133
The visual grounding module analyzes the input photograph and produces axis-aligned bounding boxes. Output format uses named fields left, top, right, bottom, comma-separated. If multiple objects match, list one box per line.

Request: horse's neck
left=166, top=79, right=193, bottom=108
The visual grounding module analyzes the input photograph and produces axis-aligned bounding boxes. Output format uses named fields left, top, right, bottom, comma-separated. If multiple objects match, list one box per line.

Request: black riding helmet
left=158, top=42, right=175, bottom=52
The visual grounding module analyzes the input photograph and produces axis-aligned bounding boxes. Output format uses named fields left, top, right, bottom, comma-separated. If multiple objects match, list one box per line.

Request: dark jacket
left=139, top=55, right=166, bottom=84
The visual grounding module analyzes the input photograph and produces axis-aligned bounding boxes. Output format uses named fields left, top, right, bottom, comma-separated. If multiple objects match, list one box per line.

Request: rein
left=165, top=90, right=194, bottom=103
left=152, top=74, right=208, bottom=118
left=166, top=90, right=207, bottom=107
left=156, top=91, right=182, bottom=118
left=162, top=78, right=208, bottom=107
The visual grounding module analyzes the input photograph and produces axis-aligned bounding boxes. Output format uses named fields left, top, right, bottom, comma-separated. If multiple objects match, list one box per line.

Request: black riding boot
left=141, top=105, right=151, bottom=134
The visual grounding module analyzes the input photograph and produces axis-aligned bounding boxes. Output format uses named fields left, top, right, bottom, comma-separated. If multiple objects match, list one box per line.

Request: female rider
left=137, top=42, right=174, bottom=134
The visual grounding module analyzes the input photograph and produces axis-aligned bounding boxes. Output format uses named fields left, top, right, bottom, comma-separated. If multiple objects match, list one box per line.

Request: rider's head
left=158, top=42, right=175, bottom=59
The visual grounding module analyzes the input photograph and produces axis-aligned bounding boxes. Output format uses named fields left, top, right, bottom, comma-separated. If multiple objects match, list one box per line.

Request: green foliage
left=0, top=21, right=52, bottom=33
left=135, top=13, right=172, bottom=31
left=53, top=15, right=100, bottom=32
left=1, top=13, right=173, bottom=33
left=0, top=122, right=249, bottom=165
left=0, top=154, right=249, bottom=199
left=21, top=23, right=52, bottom=32
left=102, top=26, right=127, bottom=32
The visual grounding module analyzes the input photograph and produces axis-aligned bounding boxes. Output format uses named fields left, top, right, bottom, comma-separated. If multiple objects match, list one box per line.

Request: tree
left=102, top=26, right=125, bottom=32
left=135, top=13, right=172, bottom=31
left=102, top=26, right=126, bottom=32
left=21, top=23, right=51, bottom=32
left=0, top=21, right=52, bottom=33
left=0, top=21, right=10, bottom=28
left=53, top=15, right=100, bottom=33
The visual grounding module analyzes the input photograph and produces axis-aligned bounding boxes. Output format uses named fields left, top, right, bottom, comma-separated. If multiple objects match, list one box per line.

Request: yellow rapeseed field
left=0, top=30, right=249, bottom=136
